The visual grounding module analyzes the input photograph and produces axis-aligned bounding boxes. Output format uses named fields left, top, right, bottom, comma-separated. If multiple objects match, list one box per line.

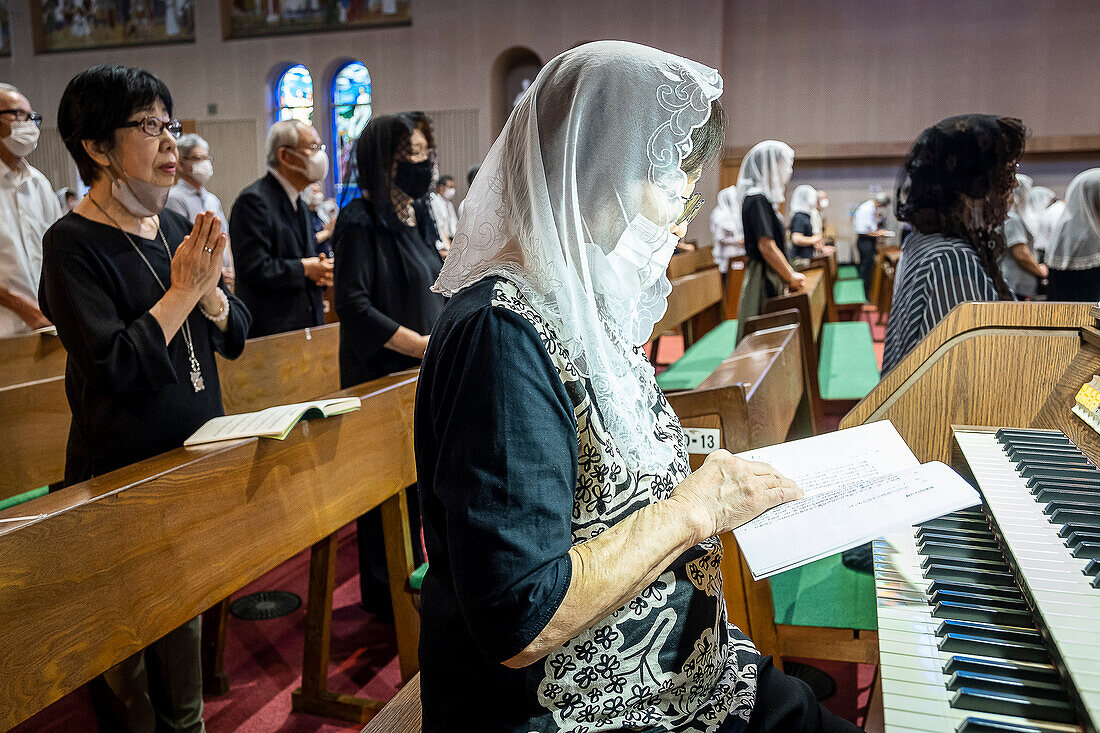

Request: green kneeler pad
left=833, top=278, right=867, bottom=306
left=409, top=562, right=429, bottom=592
left=769, top=553, right=877, bottom=631
left=656, top=319, right=739, bottom=392
left=818, top=321, right=880, bottom=400
left=0, top=486, right=48, bottom=512
left=837, top=265, right=859, bottom=280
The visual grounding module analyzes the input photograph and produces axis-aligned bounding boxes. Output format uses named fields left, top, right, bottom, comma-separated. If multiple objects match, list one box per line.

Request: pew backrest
left=666, top=246, right=716, bottom=279
left=649, top=268, right=724, bottom=346
left=0, top=330, right=66, bottom=388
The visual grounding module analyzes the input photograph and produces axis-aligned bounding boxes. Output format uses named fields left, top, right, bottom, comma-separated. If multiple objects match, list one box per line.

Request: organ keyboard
left=874, top=426, right=1100, bottom=732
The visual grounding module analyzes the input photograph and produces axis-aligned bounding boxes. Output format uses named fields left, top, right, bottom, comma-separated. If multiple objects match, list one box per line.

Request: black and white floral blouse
left=414, top=276, right=761, bottom=732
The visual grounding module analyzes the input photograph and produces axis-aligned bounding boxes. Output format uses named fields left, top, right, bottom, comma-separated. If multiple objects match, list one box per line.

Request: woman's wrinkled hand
left=667, top=450, right=803, bottom=542
left=171, top=211, right=226, bottom=297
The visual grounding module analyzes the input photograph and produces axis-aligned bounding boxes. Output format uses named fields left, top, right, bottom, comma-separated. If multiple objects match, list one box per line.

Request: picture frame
left=29, top=0, right=195, bottom=54
left=221, top=0, right=409, bottom=41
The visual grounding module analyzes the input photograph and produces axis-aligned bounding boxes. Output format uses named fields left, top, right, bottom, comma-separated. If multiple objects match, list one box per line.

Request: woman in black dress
left=333, top=111, right=443, bottom=615
left=39, top=66, right=250, bottom=732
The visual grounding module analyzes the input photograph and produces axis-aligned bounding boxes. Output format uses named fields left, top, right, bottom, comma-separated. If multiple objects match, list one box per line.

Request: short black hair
left=58, top=65, right=173, bottom=185
left=438, top=175, right=455, bottom=188
left=466, top=165, right=480, bottom=187
left=681, top=99, right=725, bottom=176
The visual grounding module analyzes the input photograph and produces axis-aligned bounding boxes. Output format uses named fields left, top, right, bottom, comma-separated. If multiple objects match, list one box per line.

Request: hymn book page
left=731, top=421, right=981, bottom=579
left=184, top=397, right=361, bottom=446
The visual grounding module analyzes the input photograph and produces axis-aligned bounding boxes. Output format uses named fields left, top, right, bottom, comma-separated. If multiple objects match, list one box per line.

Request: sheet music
left=732, top=421, right=981, bottom=579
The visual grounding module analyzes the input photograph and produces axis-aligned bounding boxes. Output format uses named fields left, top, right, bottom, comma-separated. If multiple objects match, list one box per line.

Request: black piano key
left=946, top=670, right=1066, bottom=699
left=1028, top=474, right=1100, bottom=492
left=1050, top=508, right=1100, bottom=528
left=1005, top=444, right=1089, bottom=459
left=1092, top=575, right=1100, bottom=589
left=934, top=599, right=1038, bottom=626
left=936, top=620, right=1041, bottom=646
left=943, top=656, right=1060, bottom=683
left=938, top=633, right=1050, bottom=662
left=996, top=428, right=1072, bottom=443
left=931, top=588, right=1030, bottom=610
left=917, top=528, right=1001, bottom=546
left=927, top=580, right=1024, bottom=602
left=923, top=562, right=1017, bottom=586
left=921, top=555, right=1010, bottom=573
left=1021, top=465, right=1100, bottom=481
left=950, top=687, right=1077, bottom=723
left=1042, top=500, right=1100, bottom=517
left=957, top=717, right=1078, bottom=732
left=921, top=516, right=991, bottom=532
left=1014, top=455, right=1095, bottom=471
left=1073, top=542, right=1100, bottom=560
left=918, top=540, right=1006, bottom=562
left=1084, top=558, right=1100, bottom=576
left=1035, top=487, right=1100, bottom=504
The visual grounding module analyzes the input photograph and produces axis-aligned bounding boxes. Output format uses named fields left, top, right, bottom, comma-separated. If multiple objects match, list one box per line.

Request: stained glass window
left=275, top=64, right=314, bottom=124
left=331, top=61, right=372, bottom=196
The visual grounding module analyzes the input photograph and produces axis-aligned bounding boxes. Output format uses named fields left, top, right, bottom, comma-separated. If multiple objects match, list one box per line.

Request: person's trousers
left=88, top=616, right=205, bottom=733
left=356, top=483, right=426, bottom=615
left=856, top=235, right=878, bottom=298
left=745, top=656, right=862, bottom=733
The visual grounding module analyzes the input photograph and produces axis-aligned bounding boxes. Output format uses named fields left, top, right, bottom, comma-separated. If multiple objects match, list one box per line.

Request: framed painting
left=0, top=0, right=10, bottom=56
left=30, top=0, right=195, bottom=53
left=222, top=0, right=409, bottom=40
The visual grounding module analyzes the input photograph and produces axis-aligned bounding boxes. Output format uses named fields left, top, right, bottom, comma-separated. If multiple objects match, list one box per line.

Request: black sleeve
left=743, top=195, right=777, bottom=247
left=229, top=190, right=308, bottom=290
left=332, top=217, right=402, bottom=356
left=40, top=236, right=176, bottom=394
left=206, top=286, right=251, bottom=359
left=789, top=212, right=813, bottom=237
left=426, top=305, right=576, bottom=662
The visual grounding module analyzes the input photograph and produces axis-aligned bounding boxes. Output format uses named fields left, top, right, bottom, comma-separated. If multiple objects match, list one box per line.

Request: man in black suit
left=229, top=119, right=333, bottom=337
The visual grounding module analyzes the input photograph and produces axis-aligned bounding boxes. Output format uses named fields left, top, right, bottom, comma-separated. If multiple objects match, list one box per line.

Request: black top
left=333, top=196, right=445, bottom=387
left=229, top=173, right=324, bottom=337
left=415, top=276, right=762, bottom=733
left=789, top=211, right=814, bottom=259
left=742, top=193, right=786, bottom=264
left=39, top=210, right=251, bottom=484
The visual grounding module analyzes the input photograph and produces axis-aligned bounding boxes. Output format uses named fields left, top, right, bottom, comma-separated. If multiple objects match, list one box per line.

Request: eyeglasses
left=184, top=155, right=213, bottom=163
left=284, top=142, right=326, bottom=155
left=676, top=193, right=705, bottom=226
left=0, top=109, right=44, bottom=127
left=117, top=116, right=183, bottom=139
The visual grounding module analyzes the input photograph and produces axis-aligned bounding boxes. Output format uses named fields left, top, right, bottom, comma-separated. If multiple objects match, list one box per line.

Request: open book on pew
left=184, top=397, right=361, bottom=446
left=731, top=420, right=980, bottom=580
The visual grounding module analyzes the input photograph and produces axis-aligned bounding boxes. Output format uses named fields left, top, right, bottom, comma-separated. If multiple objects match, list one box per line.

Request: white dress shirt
left=165, top=179, right=234, bottom=269
left=853, top=198, right=877, bottom=235
left=0, top=158, right=62, bottom=336
left=428, top=192, right=459, bottom=245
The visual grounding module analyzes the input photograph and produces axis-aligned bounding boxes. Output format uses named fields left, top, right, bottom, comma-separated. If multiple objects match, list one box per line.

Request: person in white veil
left=710, top=184, right=745, bottom=272
left=1027, top=185, right=1057, bottom=258
left=1046, top=168, right=1100, bottom=302
left=735, top=140, right=801, bottom=339
left=1000, top=173, right=1046, bottom=298
left=788, top=183, right=823, bottom=263
left=416, top=41, right=858, bottom=733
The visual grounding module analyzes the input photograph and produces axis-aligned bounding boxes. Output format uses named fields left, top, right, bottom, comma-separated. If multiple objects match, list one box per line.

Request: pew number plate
left=683, top=428, right=721, bottom=455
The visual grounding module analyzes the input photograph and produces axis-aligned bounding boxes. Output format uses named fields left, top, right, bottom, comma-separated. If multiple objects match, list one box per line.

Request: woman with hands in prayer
left=414, top=41, right=858, bottom=733
left=39, top=64, right=251, bottom=733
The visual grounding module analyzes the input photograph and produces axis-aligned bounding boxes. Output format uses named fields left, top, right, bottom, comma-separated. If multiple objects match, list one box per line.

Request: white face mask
left=309, top=190, right=325, bottom=208
left=287, top=148, right=329, bottom=183
left=442, top=186, right=456, bottom=201
left=819, top=197, right=829, bottom=209
left=188, top=159, right=213, bottom=185
left=109, top=153, right=171, bottom=217
left=2, top=121, right=40, bottom=158
left=605, top=213, right=680, bottom=290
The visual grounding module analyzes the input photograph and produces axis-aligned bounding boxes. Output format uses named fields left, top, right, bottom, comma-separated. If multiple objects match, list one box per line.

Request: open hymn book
left=731, top=421, right=980, bottom=580
left=184, top=397, right=361, bottom=446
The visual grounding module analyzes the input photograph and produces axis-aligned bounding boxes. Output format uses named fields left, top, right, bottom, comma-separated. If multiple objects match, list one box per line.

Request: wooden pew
left=868, top=245, right=901, bottom=325
left=0, top=329, right=66, bottom=388
left=0, top=373, right=420, bottom=732
left=648, top=267, right=724, bottom=355
left=666, top=245, right=715, bottom=279
left=0, top=324, right=341, bottom=502
left=362, top=673, right=421, bottom=733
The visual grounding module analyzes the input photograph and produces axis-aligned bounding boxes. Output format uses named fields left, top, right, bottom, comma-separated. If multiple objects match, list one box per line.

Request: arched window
left=274, top=64, right=315, bottom=124
left=331, top=61, right=372, bottom=197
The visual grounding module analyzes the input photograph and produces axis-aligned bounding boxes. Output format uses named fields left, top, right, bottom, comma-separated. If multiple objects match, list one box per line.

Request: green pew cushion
left=656, top=319, right=739, bottom=391
left=0, top=486, right=48, bottom=513
left=837, top=264, right=860, bottom=280
left=409, top=562, right=429, bottom=591
left=769, top=552, right=877, bottom=630
left=818, top=321, right=880, bottom=400
left=833, top=278, right=868, bottom=305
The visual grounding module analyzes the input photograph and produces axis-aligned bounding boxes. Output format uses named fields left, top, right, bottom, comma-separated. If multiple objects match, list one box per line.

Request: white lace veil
left=789, top=184, right=818, bottom=217
left=736, top=140, right=795, bottom=210
left=433, top=40, right=722, bottom=474
left=1025, top=185, right=1056, bottom=236
left=1047, top=168, right=1100, bottom=271
left=1010, top=173, right=1034, bottom=229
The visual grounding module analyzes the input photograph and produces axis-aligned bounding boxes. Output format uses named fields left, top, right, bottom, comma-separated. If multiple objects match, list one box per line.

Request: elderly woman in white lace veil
left=710, top=184, right=745, bottom=272
left=1046, top=168, right=1100, bottom=302
left=415, top=41, right=858, bottom=733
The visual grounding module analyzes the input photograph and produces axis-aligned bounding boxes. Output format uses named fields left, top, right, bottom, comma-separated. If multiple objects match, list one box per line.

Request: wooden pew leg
left=200, top=598, right=230, bottom=696
left=381, top=489, right=421, bottom=683
left=291, top=533, right=385, bottom=724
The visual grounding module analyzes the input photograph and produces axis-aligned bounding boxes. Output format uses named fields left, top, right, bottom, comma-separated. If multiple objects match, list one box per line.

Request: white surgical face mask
left=109, top=153, right=171, bottom=217
left=309, top=190, right=325, bottom=208
left=288, top=148, right=329, bottom=183
left=1, top=121, right=40, bottom=158
left=189, top=159, right=213, bottom=185
left=820, top=197, right=829, bottom=209
left=605, top=213, right=680, bottom=290
left=442, top=186, right=456, bottom=201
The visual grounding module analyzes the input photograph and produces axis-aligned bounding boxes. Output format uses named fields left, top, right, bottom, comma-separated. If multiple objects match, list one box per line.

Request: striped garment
left=882, top=232, right=1006, bottom=374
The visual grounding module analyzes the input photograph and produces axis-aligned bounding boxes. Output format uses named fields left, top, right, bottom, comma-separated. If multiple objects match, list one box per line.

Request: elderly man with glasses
left=0, top=82, right=62, bottom=336
left=229, top=118, right=333, bottom=337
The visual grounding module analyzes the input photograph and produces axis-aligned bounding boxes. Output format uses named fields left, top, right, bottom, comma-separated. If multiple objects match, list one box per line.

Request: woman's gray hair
left=266, top=119, right=307, bottom=168
left=176, top=133, right=209, bottom=159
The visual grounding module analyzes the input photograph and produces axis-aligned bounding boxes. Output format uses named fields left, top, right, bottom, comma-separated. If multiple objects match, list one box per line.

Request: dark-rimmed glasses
left=118, top=116, right=183, bottom=139
left=0, top=109, right=44, bottom=127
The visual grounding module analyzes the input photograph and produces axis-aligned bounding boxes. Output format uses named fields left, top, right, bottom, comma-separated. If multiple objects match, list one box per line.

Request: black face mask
left=393, top=158, right=433, bottom=199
